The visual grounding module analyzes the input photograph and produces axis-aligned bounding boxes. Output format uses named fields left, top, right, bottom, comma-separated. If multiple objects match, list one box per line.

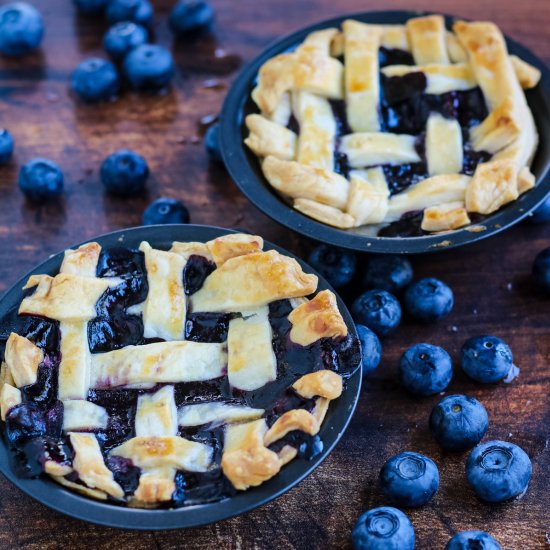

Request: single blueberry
left=399, top=343, right=452, bottom=396
left=0, top=128, right=14, bottom=164
left=446, top=530, right=501, bottom=550
left=169, top=0, right=214, bottom=36
left=356, top=324, right=382, bottom=375
left=405, top=277, right=454, bottom=322
left=461, top=335, right=518, bottom=383
left=532, top=247, right=550, bottom=294
left=19, top=158, right=64, bottom=201
left=307, top=244, right=356, bottom=288
left=100, top=150, right=148, bottom=196
left=103, top=21, right=148, bottom=60
left=351, top=290, right=401, bottom=337
left=528, top=195, right=550, bottom=224
left=71, top=58, right=119, bottom=103
left=380, top=451, right=439, bottom=507
left=143, top=197, right=190, bottom=225
left=352, top=506, right=415, bottom=550
left=106, top=0, right=153, bottom=25
left=204, top=122, right=223, bottom=164
left=362, top=255, right=413, bottom=294
left=123, top=44, right=174, bottom=90
left=73, top=0, right=107, bottom=14
left=466, top=440, right=532, bottom=503
left=430, top=394, right=489, bottom=452
left=0, top=2, right=43, bottom=56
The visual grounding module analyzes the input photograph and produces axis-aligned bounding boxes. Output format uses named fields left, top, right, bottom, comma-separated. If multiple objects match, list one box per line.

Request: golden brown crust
left=44, top=461, right=73, bottom=477
left=191, top=249, right=318, bottom=313
left=262, top=156, right=350, bottom=209
left=406, top=15, right=449, bottom=65
left=292, top=370, right=343, bottom=400
left=465, top=159, right=519, bottom=214
left=346, top=169, right=389, bottom=226
left=169, top=241, right=212, bottom=261
left=111, top=436, right=212, bottom=471
left=264, top=409, right=319, bottom=447
left=288, top=290, right=348, bottom=346
left=20, top=273, right=117, bottom=322
left=4, top=332, right=43, bottom=388
left=244, top=114, right=297, bottom=161
left=425, top=113, right=463, bottom=176
left=343, top=20, right=382, bottom=132
left=206, top=233, right=264, bottom=266
left=518, top=166, right=535, bottom=194
left=139, top=242, right=186, bottom=341
left=60, top=242, right=101, bottom=278
left=470, top=98, right=522, bottom=154
left=510, top=55, right=541, bottom=89
left=133, top=471, right=176, bottom=505
left=222, top=419, right=281, bottom=490
left=421, top=201, right=471, bottom=232
left=252, top=29, right=343, bottom=115
left=69, top=433, right=125, bottom=499
left=51, top=475, right=108, bottom=501
left=293, top=198, right=356, bottom=229
left=0, top=383, right=21, bottom=421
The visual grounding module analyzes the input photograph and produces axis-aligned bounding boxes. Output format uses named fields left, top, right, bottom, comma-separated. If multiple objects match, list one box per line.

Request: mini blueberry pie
left=0, top=234, right=360, bottom=508
left=244, top=15, right=541, bottom=236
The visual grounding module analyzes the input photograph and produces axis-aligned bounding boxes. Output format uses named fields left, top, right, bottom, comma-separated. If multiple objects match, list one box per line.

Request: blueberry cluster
left=308, top=245, right=534, bottom=549
left=70, top=0, right=215, bottom=102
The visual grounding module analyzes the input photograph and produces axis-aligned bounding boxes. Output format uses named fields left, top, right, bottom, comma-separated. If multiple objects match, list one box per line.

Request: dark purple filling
left=378, top=211, right=425, bottom=238
left=378, top=47, right=415, bottom=68
left=106, top=455, right=141, bottom=496
left=287, top=113, right=300, bottom=134
left=268, top=432, right=324, bottom=461
left=185, top=312, right=235, bottom=343
left=183, top=255, right=216, bottom=296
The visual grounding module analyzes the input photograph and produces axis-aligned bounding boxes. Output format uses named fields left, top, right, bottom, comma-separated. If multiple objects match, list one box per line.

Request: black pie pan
left=220, top=10, right=550, bottom=254
left=0, top=224, right=361, bottom=530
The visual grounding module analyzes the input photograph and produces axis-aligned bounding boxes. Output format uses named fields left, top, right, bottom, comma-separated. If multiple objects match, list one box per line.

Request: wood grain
left=1, top=0, right=550, bottom=548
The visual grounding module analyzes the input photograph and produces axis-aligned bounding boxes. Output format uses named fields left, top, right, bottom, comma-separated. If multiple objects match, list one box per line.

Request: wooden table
left=0, top=0, right=549, bottom=548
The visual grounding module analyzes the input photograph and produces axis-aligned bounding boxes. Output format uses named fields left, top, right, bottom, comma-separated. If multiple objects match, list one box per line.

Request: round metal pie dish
left=220, top=10, right=550, bottom=254
left=0, top=224, right=361, bottom=530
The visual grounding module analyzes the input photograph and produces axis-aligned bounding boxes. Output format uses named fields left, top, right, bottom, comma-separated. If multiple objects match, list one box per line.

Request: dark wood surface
left=0, top=0, right=549, bottom=548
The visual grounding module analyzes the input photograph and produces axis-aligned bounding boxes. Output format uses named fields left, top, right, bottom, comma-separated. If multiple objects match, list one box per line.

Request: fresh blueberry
left=446, top=530, right=501, bottom=550
left=466, top=440, right=532, bottom=503
left=106, top=0, right=153, bottom=25
left=307, top=244, right=356, bottom=288
left=528, top=195, right=550, bottom=223
left=461, top=335, right=519, bottom=383
left=100, top=150, right=148, bottom=196
left=399, top=343, right=452, bottom=396
left=71, top=58, right=119, bottom=103
left=73, top=0, right=107, bottom=15
left=352, top=506, right=415, bottom=550
left=352, top=290, right=401, bottom=336
left=380, top=451, right=439, bottom=507
left=169, top=0, right=214, bottom=36
left=0, top=2, right=44, bottom=57
left=19, top=158, right=64, bottom=202
left=356, top=324, right=382, bottom=375
left=0, top=129, right=14, bottom=164
left=143, top=198, right=190, bottom=225
left=204, top=122, right=222, bottom=164
left=405, top=277, right=454, bottom=322
left=123, top=44, right=174, bottom=90
left=532, top=247, right=550, bottom=294
left=103, top=21, right=148, bottom=61
left=362, top=255, right=413, bottom=294
left=430, top=394, right=489, bottom=451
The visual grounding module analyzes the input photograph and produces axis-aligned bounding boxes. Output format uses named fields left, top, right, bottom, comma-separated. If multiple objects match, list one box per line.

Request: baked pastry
left=0, top=235, right=360, bottom=508
left=245, top=15, right=541, bottom=236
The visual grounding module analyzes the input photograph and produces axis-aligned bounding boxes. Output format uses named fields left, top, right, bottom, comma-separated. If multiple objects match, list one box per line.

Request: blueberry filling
left=183, top=254, right=216, bottom=295
left=378, top=47, right=415, bottom=68
left=4, top=247, right=357, bottom=508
